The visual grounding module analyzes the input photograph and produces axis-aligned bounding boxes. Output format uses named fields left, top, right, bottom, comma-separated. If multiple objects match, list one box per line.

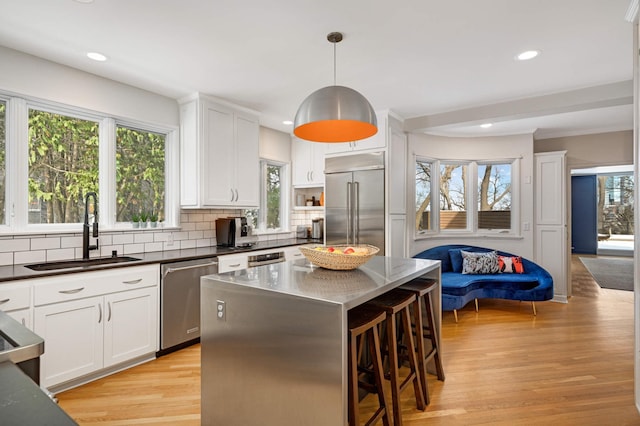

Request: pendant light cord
left=333, top=41, right=337, bottom=86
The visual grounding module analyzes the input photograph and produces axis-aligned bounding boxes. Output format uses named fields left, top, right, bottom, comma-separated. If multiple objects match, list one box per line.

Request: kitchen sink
left=25, top=256, right=141, bottom=271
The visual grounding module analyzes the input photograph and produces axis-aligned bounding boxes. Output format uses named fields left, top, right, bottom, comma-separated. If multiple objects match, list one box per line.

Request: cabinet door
left=203, top=102, right=236, bottom=206
left=234, top=113, right=260, bottom=207
left=283, top=246, right=304, bottom=261
left=6, top=308, right=32, bottom=330
left=308, top=143, right=326, bottom=186
left=35, top=297, right=104, bottom=388
left=104, top=287, right=158, bottom=368
left=292, top=138, right=313, bottom=186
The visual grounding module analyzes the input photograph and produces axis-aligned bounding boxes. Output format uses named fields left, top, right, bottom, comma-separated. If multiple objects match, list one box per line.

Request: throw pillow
left=461, top=250, right=499, bottom=274
left=448, top=247, right=472, bottom=273
left=498, top=255, right=525, bottom=274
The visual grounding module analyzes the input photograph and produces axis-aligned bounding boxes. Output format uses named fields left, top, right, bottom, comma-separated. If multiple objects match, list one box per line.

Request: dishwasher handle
left=162, top=261, right=218, bottom=279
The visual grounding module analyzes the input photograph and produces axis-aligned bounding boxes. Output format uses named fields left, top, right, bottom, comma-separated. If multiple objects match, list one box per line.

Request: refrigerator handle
left=346, top=181, right=352, bottom=245
left=354, top=181, right=360, bottom=245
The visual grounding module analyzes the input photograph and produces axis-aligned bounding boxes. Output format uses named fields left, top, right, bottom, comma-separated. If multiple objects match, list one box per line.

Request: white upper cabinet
left=180, top=93, right=260, bottom=208
left=325, top=112, right=387, bottom=155
left=292, top=137, right=326, bottom=187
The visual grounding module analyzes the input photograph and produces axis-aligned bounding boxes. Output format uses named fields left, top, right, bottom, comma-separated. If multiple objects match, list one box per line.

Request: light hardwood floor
left=58, top=255, right=639, bottom=425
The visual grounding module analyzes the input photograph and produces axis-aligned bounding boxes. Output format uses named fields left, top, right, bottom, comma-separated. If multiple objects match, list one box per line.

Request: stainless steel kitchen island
left=200, top=256, right=441, bottom=426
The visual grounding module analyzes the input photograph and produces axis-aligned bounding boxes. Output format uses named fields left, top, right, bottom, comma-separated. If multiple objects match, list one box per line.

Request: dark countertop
left=0, top=361, right=77, bottom=426
left=0, top=238, right=316, bottom=283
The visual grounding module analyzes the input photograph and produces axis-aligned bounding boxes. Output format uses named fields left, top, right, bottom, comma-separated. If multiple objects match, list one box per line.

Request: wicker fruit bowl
left=298, top=244, right=380, bottom=270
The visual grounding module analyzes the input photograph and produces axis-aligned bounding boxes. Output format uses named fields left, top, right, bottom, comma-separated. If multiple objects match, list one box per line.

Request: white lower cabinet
left=0, top=281, right=32, bottom=330
left=35, top=296, right=104, bottom=388
left=33, top=265, right=158, bottom=390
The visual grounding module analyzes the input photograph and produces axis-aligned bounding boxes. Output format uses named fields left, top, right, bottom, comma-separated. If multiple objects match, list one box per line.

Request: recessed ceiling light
left=480, top=123, right=493, bottom=128
left=73, top=0, right=94, bottom=3
left=87, top=52, right=107, bottom=62
left=516, top=50, right=540, bottom=61
left=282, top=120, right=293, bottom=125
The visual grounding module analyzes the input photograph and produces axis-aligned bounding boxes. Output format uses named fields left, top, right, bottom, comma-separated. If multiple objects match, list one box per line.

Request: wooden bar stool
left=399, top=277, right=445, bottom=406
left=367, top=289, right=426, bottom=426
left=348, top=304, right=390, bottom=426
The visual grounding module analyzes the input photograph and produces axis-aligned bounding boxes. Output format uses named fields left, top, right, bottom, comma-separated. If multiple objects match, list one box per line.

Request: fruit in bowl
left=315, top=246, right=369, bottom=255
left=300, top=244, right=380, bottom=270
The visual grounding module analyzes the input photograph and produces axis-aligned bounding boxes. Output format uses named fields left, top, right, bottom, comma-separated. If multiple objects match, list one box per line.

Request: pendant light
left=294, top=32, right=377, bottom=143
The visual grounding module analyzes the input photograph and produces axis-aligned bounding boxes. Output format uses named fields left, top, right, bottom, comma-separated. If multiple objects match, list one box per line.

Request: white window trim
left=0, top=93, right=179, bottom=234
left=414, top=156, right=520, bottom=239
left=252, top=159, right=290, bottom=234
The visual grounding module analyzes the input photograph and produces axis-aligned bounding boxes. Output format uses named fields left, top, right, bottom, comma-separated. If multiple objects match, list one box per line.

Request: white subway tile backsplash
left=47, top=248, right=76, bottom=262
left=124, top=244, right=145, bottom=255
left=134, top=233, right=154, bottom=244
left=0, top=208, right=304, bottom=266
left=180, top=240, right=196, bottom=249
left=112, top=234, right=134, bottom=245
left=61, top=236, right=83, bottom=248
left=145, top=242, right=164, bottom=252
left=0, top=239, right=30, bottom=253
left=0, top=253, right=13, bottom=266
left=15, top=250, right=46, bottom=265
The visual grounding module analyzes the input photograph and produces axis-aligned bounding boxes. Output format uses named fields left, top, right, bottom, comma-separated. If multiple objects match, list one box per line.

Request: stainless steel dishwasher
left=160, top=257, right=218, bottom=354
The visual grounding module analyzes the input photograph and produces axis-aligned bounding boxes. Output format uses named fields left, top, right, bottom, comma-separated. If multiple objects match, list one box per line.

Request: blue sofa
left=413, top=245, right=553, bottom=321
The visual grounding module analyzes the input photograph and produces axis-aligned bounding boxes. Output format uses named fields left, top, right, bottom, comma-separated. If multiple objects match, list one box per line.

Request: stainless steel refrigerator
left=324, top=152, right=385, bottom=254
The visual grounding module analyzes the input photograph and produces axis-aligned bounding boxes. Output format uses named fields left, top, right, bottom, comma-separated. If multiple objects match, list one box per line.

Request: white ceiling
left=0, top=0, right=634, bottom=139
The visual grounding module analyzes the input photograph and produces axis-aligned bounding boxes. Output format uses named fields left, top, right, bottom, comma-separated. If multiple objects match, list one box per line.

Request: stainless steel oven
left=159, top=257, right=218, bottom=354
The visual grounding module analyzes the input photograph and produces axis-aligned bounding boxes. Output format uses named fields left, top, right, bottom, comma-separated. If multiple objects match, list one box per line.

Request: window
left=415, top=159, right=432, bottom=232
left=477, top=163, right=511, bottom=230
left=0, top=94, right=176, bottom=232
left=0, top=100, right=5, bottom=225
left=598, top=173, right=634, bottom=235
left=28, top=108, right=99, bottom=224
left=439, top=163, right=468, bottom=230
left=116, top=125, right=166, bottom=223
left=245, top=160, right=288, bottom=232
left=415, top=158, right=515, bottom=236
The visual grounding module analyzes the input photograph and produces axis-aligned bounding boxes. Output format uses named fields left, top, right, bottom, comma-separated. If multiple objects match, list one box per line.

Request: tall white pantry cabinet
left=534, top=151, right=569, bottom=302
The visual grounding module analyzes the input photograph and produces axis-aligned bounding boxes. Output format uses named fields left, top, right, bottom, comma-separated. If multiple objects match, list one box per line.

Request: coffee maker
left=215, top=217, right=258, bottom=247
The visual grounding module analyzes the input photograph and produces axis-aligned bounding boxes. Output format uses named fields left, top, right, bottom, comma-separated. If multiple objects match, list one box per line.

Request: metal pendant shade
left=294, top=85, right=377, bottom=143
left=293, top=32, right=378, bottom=143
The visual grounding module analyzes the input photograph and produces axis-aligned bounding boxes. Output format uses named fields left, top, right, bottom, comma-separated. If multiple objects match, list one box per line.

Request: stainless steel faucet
left=83, top=192, right=99, bottom=260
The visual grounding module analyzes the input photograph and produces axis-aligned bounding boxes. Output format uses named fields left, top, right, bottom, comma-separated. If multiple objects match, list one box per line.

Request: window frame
left=249, top=159, right=290, bottom=233
left=414, top=155, right=520, bottom=239
left=1, top=93, right=179, bottom=234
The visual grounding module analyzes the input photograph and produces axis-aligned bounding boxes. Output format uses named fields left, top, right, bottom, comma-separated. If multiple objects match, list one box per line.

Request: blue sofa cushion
left=448, top=247, right=472, bottom=272
left=441, top=272, right=539, bottom=296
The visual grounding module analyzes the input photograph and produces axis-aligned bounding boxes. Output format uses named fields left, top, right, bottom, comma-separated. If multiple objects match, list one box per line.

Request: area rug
left=579, top=257, right=635, bottom=291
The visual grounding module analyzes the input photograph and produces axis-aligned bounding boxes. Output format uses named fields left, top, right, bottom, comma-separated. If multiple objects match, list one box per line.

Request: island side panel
left=201, top=278, right=346, bottom=426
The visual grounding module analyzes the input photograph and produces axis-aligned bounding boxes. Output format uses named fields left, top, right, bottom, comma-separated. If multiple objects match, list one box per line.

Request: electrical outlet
left=523, top=222, right=530, bottom=231
left=216, top=300, right=226, bottom=321
left=167, top=232, right=174, bottom=246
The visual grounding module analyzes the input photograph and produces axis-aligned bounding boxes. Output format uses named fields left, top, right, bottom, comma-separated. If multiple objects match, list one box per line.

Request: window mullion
left=9, top=97, right=28, bottom=230
left=100, top=118, right=116, bottom=228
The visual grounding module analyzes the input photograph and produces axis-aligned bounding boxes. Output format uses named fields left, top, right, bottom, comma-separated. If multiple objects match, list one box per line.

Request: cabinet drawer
left=34, top=265, right=159, bottom=306
left=0, top=283, right=31, bottom=311
left=218, top=255, right=248, bottom=273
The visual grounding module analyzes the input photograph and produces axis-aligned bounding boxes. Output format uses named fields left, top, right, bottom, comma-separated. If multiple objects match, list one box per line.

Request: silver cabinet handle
left=229, top=263, right=241, bottom=267
left=107, top=302, right=112, bottom=322
left=0, top=298, right=9, bottom=304
left=59, top=287, right=84, bottom=294
left=122, top=278, right=142, bottom=285
left=310, top=171, right=314, bottom=182
left=235, top=189, right=239, bottom=202
left=230, top=188, right=235, bottom=202
left=162, top=261, right=218, bottom=279
left=98, top=303, right=102, bottom=324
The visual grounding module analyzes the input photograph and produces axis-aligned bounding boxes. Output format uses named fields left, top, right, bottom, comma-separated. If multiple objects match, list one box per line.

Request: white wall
left=0, top=45, right=179, bottom=127
left=259, top=126, right=291, bottom=162
left=407, top=133, right=535, bottom=259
